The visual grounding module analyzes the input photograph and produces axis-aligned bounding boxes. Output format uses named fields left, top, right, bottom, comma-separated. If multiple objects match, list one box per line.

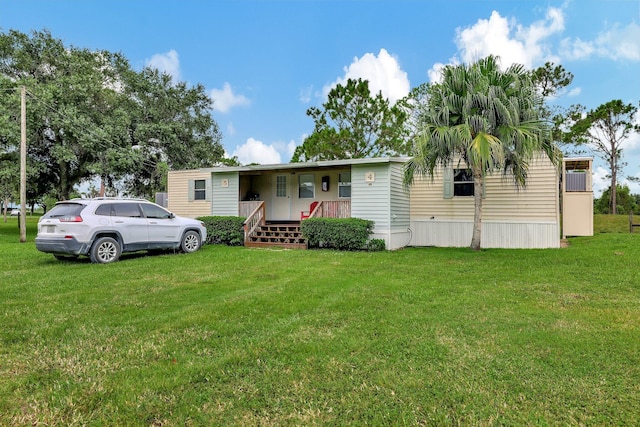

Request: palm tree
left=404, top=55, right=560, bottom=250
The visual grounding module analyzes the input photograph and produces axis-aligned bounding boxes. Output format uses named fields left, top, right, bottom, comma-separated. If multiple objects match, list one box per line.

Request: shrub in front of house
left=197, top=216, right=245, bottom=246
left=301, top=217, right=376, bottom=251
left=365, top=238, right=386, bottom=252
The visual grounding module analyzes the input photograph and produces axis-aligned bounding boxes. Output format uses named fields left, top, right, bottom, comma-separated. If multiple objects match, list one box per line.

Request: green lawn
left=1, top=215, right=639, bottom=425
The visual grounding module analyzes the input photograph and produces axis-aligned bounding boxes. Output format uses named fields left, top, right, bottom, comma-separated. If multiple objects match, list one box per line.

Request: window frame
left=298, top=174, right=315, bottom=199
left=140, top=203, right=172, bottom=219
left=112, top=203, right=143, bottom=218
left=453, top=168, right=474, bottom=197
left=338, top=172, right=351, bottom=198
left=276, top=175, right=287, bottom=198
left=193, top=179, right=206, bottom=201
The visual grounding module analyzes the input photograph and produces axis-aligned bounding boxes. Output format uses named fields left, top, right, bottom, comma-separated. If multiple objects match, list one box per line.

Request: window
left=298, top=174, right=315, bottom=199
left=454, top=169, right=474, bottom=197
left=140, top=203, right=171, bottom=219
left=45, top=203, right=85, bottom=219
left=339, top=172, right=351, bottom=198
left=112, top=203, right=142, bottom=218
left=94, top=204, right=112, bottom=216
left=276, top=175, right=287, bottom=197
left=194, top=179, right=206, bottom=200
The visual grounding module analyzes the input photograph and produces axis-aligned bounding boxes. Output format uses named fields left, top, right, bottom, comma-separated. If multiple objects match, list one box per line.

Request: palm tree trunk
left=470, top=170, right=483, bottom=250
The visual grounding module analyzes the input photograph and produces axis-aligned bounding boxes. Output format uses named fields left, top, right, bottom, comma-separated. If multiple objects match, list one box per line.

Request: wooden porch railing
left=242, top=201, right=266, bottom=243
left=310, top=200, right=351, bottom=219
left=240, top=201, right=263, bottom=218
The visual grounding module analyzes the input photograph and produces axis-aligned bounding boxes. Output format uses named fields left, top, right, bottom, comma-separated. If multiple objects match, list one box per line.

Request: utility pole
left=20, top=85, right=27, bottom=243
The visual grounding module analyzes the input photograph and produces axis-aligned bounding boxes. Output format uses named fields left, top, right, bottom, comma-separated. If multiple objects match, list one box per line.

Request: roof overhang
left=563, top=157, right=593, bottom=171
left=201, top=157, right=412, bottom=175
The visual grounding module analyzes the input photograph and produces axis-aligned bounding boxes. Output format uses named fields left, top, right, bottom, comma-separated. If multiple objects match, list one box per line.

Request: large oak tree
left=0, top=29, right=224, bottom=201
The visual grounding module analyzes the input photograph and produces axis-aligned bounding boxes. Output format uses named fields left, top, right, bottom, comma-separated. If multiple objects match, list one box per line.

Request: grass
left=1, top=215, right=639, bottom=425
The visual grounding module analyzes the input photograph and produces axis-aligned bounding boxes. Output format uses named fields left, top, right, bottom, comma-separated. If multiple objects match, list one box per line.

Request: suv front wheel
left=180, top=230, right=201, bottom=253
left=90, top=237, right=122, bottom=264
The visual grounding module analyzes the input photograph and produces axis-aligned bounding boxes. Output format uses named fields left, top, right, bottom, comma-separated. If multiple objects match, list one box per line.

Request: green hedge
left=301, top=217, right=377, bottom=251
left=197, top=216, right=245, bottom=246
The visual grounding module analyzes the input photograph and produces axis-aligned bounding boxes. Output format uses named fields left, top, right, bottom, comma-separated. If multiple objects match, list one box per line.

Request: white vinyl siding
left=211, top=173, right=240, bottom=216
left=352, top=164, right=390, bottom=230
left=389, top=163, right=410, bottom=229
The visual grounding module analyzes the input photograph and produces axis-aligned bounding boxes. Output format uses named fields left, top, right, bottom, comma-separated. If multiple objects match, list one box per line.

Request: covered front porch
left=240, top=200, right=351, bottom=248
left=168, top=157, right=411, bottom=250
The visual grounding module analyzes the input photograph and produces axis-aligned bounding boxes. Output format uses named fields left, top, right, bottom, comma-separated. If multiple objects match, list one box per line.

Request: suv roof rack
left=66, top=197, right=148, bottom=202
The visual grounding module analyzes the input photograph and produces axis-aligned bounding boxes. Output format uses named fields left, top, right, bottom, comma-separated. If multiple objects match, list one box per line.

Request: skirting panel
left=371, top=229, right=412, bottom=250
left=409, top=219, right=560, bottom=249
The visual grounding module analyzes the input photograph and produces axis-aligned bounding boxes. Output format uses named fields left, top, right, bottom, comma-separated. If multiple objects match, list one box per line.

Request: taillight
left=59, top=216, right=83, bottom=222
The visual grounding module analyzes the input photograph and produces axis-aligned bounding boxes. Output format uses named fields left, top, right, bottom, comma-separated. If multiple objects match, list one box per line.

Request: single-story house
left=167, top=156, right=592, bottom=249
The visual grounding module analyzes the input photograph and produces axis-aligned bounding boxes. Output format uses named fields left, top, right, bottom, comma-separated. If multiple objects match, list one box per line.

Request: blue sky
left=1, top=0, right=639, bottom=195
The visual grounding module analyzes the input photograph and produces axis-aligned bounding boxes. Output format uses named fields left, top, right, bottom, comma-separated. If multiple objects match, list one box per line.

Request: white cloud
left=299, top=86, right=313, bottom=103
left=626, top=173, right=640, bottom=196
left=595, top=22, right=640, bottom=61
left=561, top=22, right=640, bottom=62
left=592, top=165, right=640, bottom=199
left=145, top=49, right=181, bottom=83
left=232, top=137, right=281, bottom=165
left=287, top=139, right=298, bottom=158
left=324, top=48, right=410, bottom=104
left=427, top=62, right=447, bottom=83
left=623, top=116, right=640, bottom=152
left=210, top=82, right=250, bottom=113
left=567, top=87, right=582, bottom=97
left=226, top=122, right=236, bottom=137
left=559, top=37, right=595, bottom=60
left=592, top=166, right=610, bottom=197
left=454, top=8, right=564, bottom=69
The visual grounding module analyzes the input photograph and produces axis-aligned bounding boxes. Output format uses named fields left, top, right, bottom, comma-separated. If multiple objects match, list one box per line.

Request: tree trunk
left=470, top=170, right=483, bottom=250
left=610, top=157, right=617, bottom=214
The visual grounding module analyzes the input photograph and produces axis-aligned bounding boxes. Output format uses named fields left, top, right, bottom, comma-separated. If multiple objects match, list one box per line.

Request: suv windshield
left=43, top=203, right=86, bottom=219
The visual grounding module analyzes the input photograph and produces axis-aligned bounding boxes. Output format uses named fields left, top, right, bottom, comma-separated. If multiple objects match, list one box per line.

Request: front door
left=271, top=174, right=291, bottom=220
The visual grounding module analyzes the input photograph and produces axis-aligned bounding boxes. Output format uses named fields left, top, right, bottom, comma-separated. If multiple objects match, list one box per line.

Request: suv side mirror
left=169, top=212, right=175, bottom=219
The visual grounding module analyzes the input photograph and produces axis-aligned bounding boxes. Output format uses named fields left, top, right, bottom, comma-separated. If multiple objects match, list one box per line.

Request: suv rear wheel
left=90, top=237, right=121, bottom=263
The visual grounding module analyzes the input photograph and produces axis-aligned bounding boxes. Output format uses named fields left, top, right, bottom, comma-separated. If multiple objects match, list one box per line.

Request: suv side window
left=140, top=203, right=171, bottom=219
left=94, top=204, right=113, bottom=216
left=112, top=203, right=142, bottom=218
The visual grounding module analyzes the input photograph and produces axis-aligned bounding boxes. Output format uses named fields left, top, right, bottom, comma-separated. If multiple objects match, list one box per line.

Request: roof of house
left=199, top=156, right=412, bottom=174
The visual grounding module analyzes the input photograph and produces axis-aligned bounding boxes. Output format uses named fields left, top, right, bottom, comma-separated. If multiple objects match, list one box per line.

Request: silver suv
left=36, top=198, right=207, bottom=263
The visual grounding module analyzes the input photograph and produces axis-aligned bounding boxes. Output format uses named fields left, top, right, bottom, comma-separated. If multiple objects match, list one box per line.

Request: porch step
left=245, top=224, right=307, bottom=249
